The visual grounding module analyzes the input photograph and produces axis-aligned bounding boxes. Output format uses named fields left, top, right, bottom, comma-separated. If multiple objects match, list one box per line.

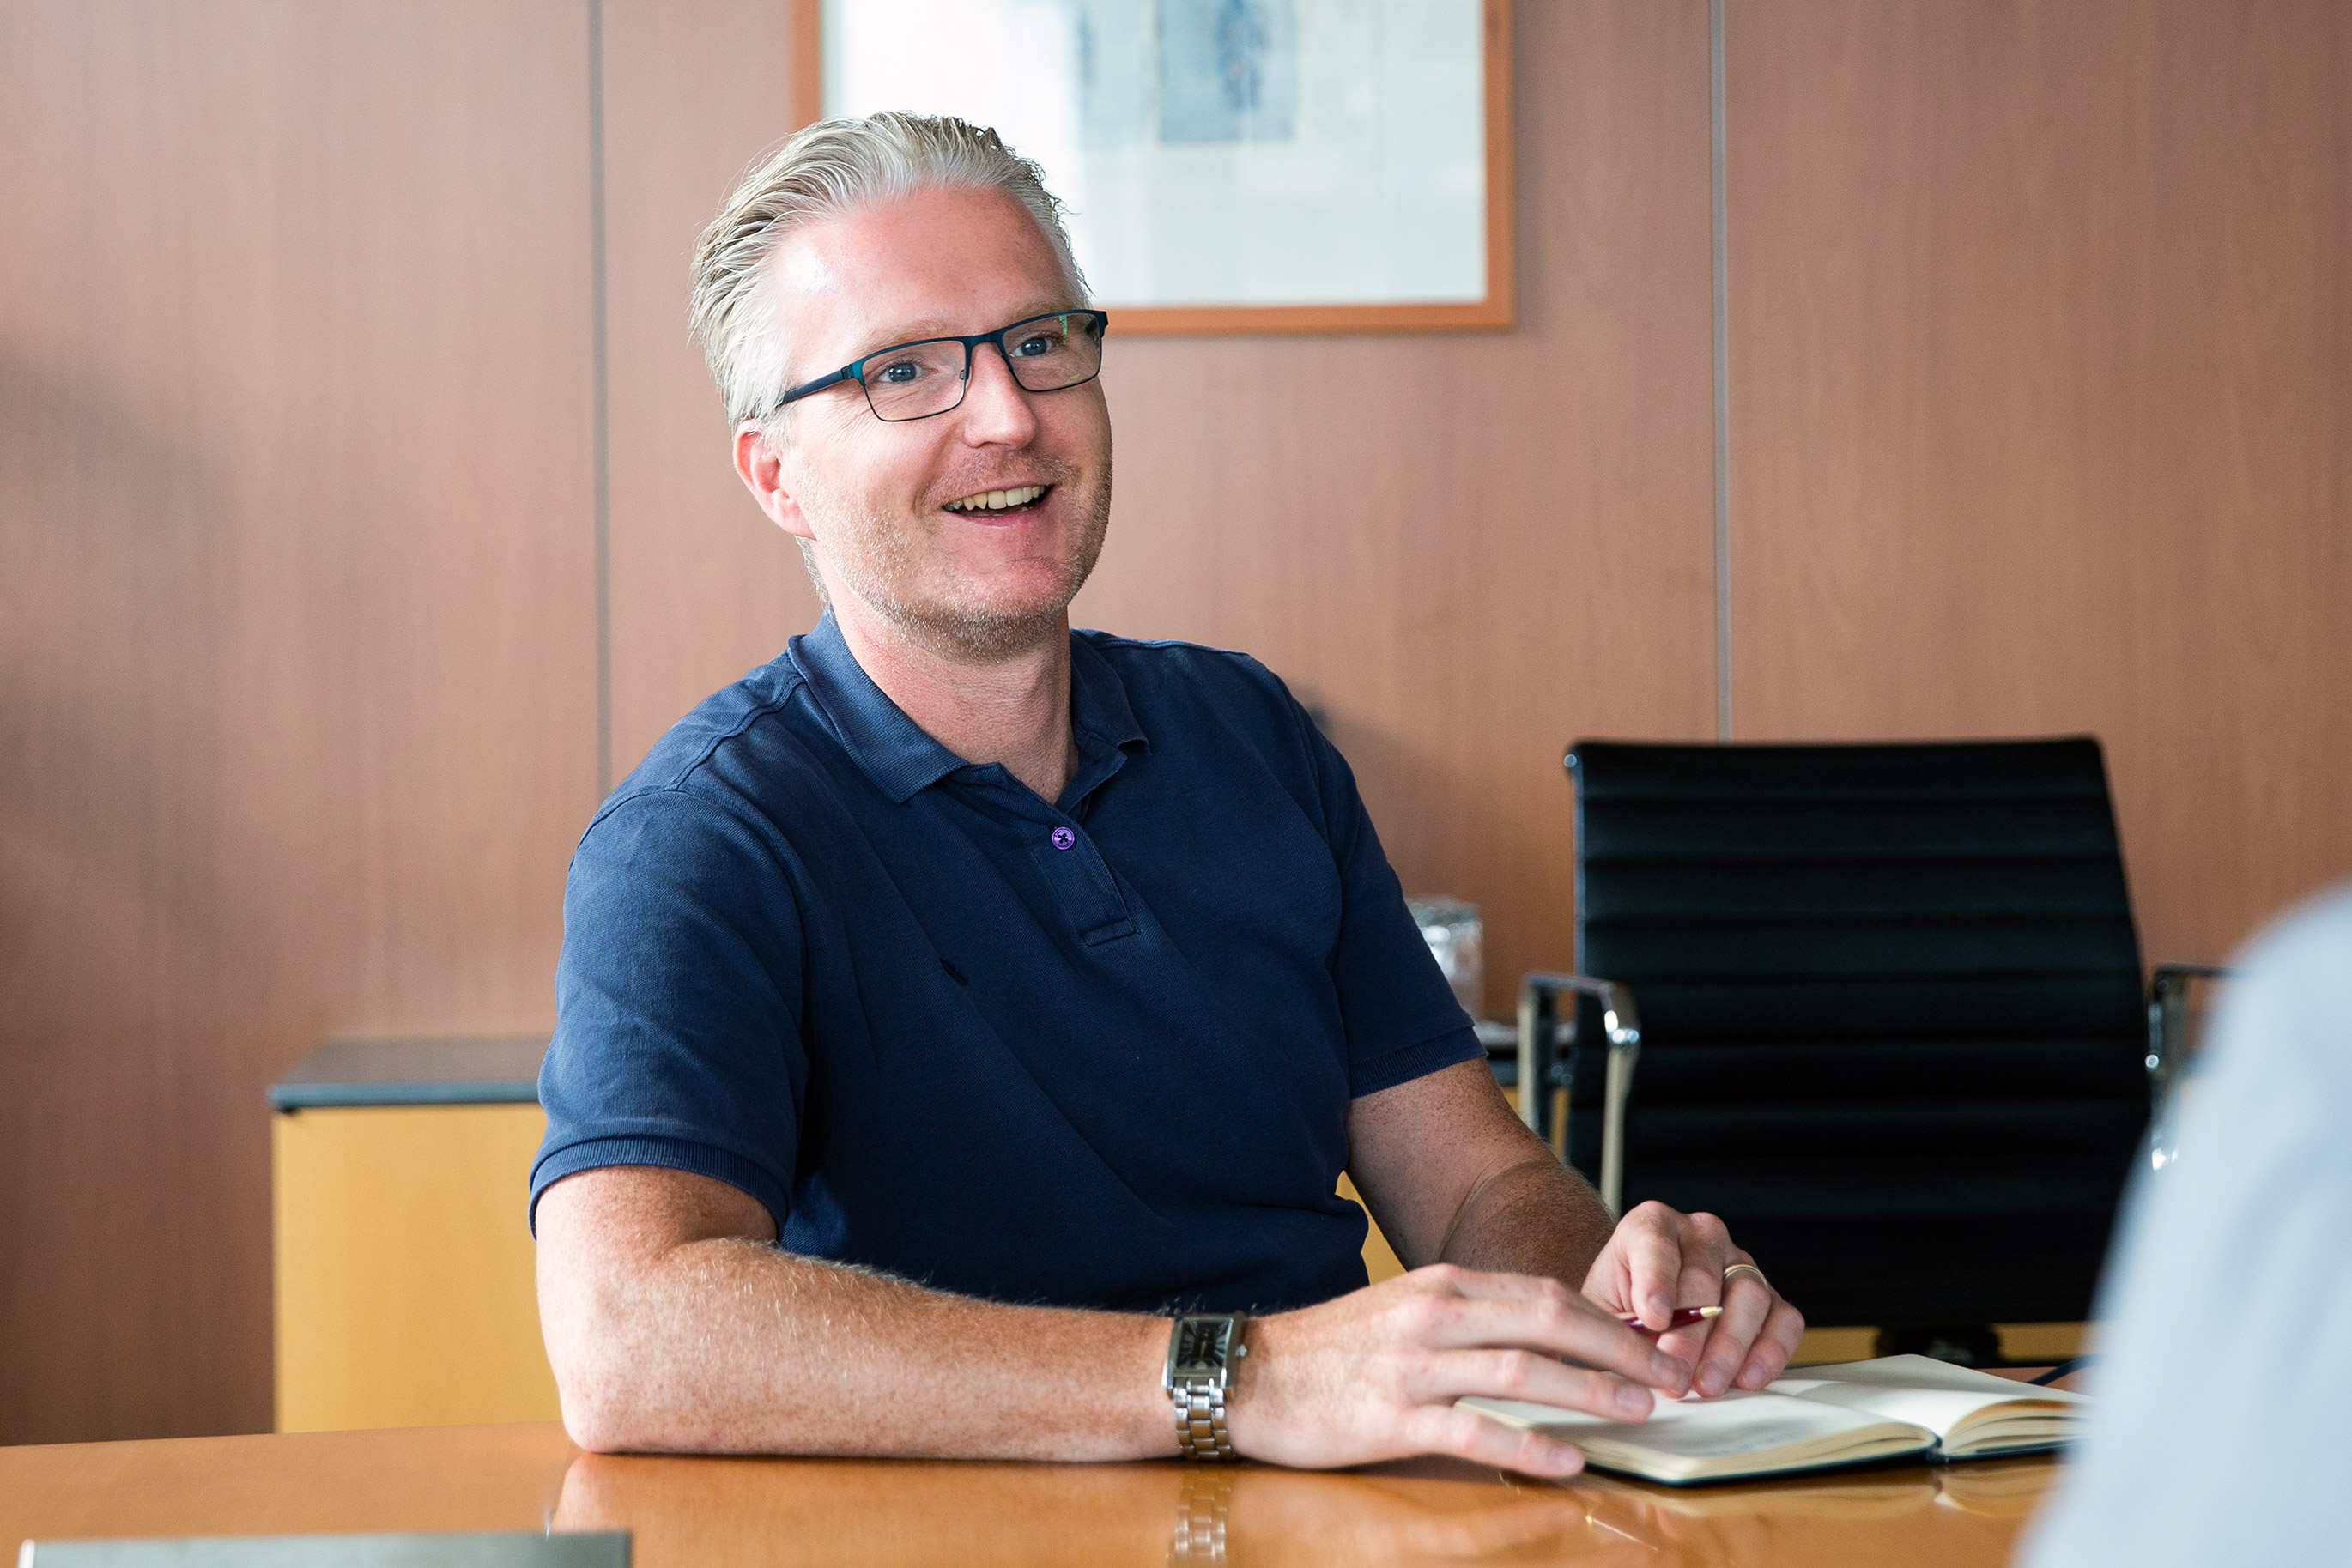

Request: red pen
left=1620, top=1305, right=1722, bottom=1335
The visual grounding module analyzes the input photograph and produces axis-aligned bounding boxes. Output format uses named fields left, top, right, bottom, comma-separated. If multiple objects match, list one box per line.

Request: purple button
left=1050, top=826, right=1076, bottom=851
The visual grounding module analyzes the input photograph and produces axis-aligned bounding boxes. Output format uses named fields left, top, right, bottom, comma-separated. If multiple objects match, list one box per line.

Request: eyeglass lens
left=859, top=313, right=1104, bottom=422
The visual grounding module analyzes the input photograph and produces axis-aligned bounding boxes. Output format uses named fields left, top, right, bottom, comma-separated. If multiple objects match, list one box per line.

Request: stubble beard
left=810, top=457, right=1113, bottom=665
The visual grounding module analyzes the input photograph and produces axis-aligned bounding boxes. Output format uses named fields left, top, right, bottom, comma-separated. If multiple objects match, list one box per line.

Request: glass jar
left=1406, top=896, right=1484, bottom=1020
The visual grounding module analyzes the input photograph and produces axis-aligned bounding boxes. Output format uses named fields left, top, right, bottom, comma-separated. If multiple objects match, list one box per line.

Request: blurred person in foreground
left=2021, top=884, right=2352, bottom=1564
left=526, top=112, right=1803, bottom=1474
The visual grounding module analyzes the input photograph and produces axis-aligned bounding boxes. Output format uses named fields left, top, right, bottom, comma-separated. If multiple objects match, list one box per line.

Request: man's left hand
left=1580, top=1202, right=1807, bottom=1397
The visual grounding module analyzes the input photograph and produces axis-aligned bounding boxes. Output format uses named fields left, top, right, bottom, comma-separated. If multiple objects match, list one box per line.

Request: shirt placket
left=1026, top=806, right=1137, bottom=947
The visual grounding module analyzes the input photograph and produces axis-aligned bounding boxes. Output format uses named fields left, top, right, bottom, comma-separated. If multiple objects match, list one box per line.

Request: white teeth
left=946, top=485, right=1046, bottom=512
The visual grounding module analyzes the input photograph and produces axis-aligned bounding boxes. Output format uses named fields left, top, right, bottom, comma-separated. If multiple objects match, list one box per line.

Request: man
left=532, top=112, right=1803, bottom=1476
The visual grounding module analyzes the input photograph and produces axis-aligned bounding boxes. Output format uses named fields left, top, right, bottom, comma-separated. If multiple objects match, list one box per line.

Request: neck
left=827, top=592, right=1078, bottom=803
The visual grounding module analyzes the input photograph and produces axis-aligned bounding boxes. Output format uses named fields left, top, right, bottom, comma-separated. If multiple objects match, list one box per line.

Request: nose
left=955, top=342, right=1040, bottom=449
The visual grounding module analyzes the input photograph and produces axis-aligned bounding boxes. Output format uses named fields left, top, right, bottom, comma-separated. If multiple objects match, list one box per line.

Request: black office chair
left=1517, top=736, right=2216, bottom=1351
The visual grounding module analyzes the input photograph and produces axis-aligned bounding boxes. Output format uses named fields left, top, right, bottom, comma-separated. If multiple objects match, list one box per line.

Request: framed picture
left=791, top=0, right=1512, bottom=335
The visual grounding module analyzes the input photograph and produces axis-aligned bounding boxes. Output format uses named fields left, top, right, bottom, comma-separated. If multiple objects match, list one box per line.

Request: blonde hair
left=690, top=112, right=1088, bottom=429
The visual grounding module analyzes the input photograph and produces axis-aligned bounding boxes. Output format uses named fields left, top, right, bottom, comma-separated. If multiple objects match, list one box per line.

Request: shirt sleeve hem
left=1348, top=1023, right=1486, bottom=1099
left=529, top=1135, right=791, bottom=1238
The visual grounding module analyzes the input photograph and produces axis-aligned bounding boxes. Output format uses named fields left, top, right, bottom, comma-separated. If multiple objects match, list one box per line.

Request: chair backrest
left=1565, top=736, right=2149, bottom=1329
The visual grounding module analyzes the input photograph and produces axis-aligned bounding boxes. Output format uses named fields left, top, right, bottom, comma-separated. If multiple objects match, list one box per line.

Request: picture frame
left=791, top=0, right=1513, bottom=336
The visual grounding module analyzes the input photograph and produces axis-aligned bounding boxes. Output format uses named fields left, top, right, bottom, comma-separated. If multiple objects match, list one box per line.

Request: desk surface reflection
left=558, top=1444, right=2050, bottom=1565
left=3, top=1417, right=2058, bottom=1567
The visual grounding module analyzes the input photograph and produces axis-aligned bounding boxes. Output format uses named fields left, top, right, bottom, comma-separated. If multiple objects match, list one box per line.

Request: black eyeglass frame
left=770, top=309, right=1112, bottom=421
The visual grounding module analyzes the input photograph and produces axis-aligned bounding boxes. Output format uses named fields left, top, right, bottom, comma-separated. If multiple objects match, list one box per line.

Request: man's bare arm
left=535, top=1165, right=1173, bottom=1459
left=536, top=1159, right=1688, bottom=1472
left=1346, top=1057, right=1808, bottom=1397
left=1345, top=1056, right=1616, bottom=1283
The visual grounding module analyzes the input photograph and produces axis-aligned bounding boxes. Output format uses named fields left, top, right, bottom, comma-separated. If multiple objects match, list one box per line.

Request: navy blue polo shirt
left=531, top=611, right=1478, bottom=1313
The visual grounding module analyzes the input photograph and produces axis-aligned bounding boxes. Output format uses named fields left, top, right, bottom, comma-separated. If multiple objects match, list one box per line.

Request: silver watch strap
left=1170, top=1380, right=1237, bottom=1462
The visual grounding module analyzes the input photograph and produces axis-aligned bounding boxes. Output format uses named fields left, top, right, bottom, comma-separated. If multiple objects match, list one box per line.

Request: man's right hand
left=1222, top=1263, right=1694, bottom=1477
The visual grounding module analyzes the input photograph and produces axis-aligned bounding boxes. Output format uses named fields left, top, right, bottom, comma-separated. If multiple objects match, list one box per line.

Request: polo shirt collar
left=791, top=610, right=1147, bottom=806
left=1069, top=631, right=1148, bottom=759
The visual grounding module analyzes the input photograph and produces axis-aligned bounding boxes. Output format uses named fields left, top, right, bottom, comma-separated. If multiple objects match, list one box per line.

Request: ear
left=733, top=421, right=814, bottom=541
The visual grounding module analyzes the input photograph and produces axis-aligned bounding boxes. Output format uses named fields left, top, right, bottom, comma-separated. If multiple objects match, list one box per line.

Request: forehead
left=767, top=184, right=1072, bottom=369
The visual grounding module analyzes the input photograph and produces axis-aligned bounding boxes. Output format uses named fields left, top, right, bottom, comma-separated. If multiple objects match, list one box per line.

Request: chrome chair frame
left=1515, top=972, right=1640, bottom=1216
left=2146, top=962, right=2230, bottom=1095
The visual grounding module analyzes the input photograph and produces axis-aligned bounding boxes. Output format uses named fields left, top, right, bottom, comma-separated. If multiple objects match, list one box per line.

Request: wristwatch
left=1163, top=1313, right=1249, bottom=1462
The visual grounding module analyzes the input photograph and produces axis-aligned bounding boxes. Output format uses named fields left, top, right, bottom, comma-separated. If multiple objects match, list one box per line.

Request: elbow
left=549, top=1329, right=676, bottom=1454
left=545, top=1320, right=630, bottom=1453
left=558, top=1384, right=639, bottom=1456
left=542, top=1279, right=663, bottom=1454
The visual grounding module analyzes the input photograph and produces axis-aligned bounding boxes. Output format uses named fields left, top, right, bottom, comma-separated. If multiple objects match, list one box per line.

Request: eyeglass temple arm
left=1516, top=972, right=1642, bottom=1219
left=2147, top=962, right=2233, bottom=1099
left=773, top=366, right=851, bottom=413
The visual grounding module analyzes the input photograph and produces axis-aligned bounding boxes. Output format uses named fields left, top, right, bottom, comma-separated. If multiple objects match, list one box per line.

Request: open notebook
left=1461, top=1354, right=2089, bottom=1486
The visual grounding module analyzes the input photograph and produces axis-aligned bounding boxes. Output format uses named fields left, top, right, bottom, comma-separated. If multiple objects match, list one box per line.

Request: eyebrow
left=836, top=301, right=1081, bottom=366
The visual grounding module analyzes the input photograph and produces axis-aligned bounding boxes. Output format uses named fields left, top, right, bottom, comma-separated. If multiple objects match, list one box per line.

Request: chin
left=830, top=508, right=1108, bottom=660
left=899, top=606, right=1068, bottom=663
left=873, top=572, right=1086, bottom=661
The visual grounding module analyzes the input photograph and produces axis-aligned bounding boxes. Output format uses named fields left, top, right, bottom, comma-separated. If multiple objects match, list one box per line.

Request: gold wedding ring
left=1722, top=1262, right=1768, bottom=1292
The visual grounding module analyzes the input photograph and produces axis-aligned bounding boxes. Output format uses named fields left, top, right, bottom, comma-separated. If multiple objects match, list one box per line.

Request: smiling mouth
left=943, top=484, right=1051, bottom=516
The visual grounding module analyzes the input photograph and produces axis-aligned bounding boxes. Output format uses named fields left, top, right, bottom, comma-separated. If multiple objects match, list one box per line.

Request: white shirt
left=2020, top=885, right=2352, bottom=1565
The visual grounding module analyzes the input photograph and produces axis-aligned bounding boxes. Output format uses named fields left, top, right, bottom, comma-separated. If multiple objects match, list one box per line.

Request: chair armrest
left=1516, top=972, right=1641, bottom=1218
left=2146, top=962, right=2234, bottom=1095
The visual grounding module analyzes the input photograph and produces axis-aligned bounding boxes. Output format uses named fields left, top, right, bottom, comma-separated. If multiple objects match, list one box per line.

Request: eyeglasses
left=773, top=309, right=1111, bottom=423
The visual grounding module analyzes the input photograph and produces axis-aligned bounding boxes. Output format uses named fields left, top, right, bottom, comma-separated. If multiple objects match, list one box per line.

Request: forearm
left=537, top=1176, right=1177, bottom=1460
left=1434, top=1153, right=1616, bottom=1286
left=1347, top=1059, right=1619, bottom=1288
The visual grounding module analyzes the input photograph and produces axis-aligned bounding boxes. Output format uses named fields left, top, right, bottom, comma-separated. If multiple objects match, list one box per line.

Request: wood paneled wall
left=1725, top=0, right=2352, bottom=967
left=0, top=2, right=602, bottom=1443
left=603, top=0, right=822, bottom=777
left=3, top=0, right=2346, bottom=1443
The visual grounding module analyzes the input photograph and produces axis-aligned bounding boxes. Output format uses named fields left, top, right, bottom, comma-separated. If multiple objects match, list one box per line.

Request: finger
left=1735, top=1299, right=1808, bottom=1389
left=1654, top=1319, right=1712, bottom=1369
left=1399, top=1404, right=1588, bottom=1479
left=1670, top=1214, right=1738, bottom=1318
left=1609, top=1204, right=1690, bottom=1329
left=1688, top=1267, right=1773, bottom=1398
left=1415, top=1292, right=1691, bottom=1390
left=1414, top=1347, right=1662, bottom=1423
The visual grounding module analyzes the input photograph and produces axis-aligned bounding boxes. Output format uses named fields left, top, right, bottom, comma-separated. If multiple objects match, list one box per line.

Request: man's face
left=755, top=184, right=1113, bottom=660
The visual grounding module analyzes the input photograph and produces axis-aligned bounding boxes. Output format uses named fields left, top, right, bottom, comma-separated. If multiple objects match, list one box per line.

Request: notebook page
left=1785, top=1354, right=2092, bottom=1402
left=1770, top=1356, right=2087, bottom=1444
left=1464, top=1387, right=1921, bottom=1460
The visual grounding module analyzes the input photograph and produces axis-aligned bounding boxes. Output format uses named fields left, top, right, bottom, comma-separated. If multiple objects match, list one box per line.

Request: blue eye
left=1011, top=335, right=1056, bottom=359
left=874, top=359, right=924, bottom=384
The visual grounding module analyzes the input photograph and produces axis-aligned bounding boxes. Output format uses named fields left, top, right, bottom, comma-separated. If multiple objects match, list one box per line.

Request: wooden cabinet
left=270, top=1041, right=559, bottom=1432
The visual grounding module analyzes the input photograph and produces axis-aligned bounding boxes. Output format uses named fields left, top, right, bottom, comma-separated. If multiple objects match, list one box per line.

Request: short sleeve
left=530, top=785, right=809, bottom=1233
left=1292, top=702, right=1482, bottom=1098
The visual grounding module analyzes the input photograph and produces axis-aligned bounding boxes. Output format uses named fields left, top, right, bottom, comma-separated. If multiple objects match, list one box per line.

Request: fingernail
left=1646, top=1293, right=1674, bottom=1323
left=1651, top=1351, right=1689, bottom=1386
left=1697, top=1362, right=1731, bottom=1397
left=1615, top=1383, right=1655, bottom=1418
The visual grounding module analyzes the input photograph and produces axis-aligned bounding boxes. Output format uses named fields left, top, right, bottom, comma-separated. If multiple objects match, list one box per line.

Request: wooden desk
left=1, top=1418, right=2064, bottom=1566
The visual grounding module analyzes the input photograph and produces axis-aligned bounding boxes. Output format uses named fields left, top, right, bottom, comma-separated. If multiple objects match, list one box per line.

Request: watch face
left=1175, top=1317, right=1231, bottom=1374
